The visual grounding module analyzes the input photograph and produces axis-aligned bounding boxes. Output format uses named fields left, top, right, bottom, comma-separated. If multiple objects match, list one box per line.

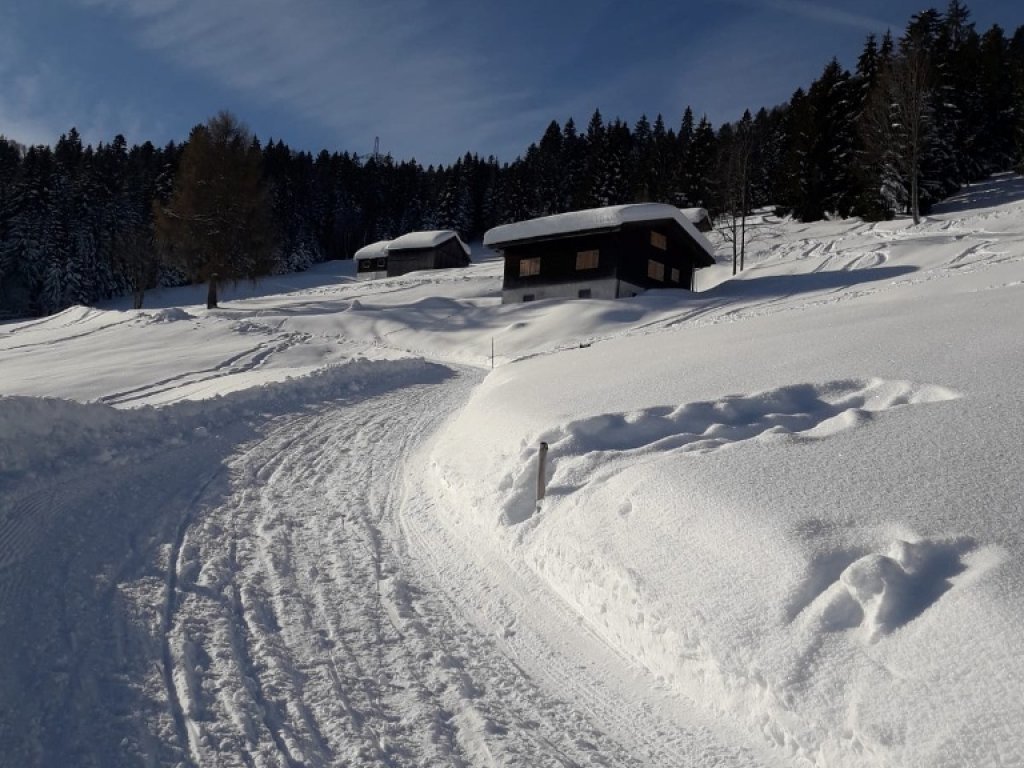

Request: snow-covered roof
left=483, top=203, right=717, bottom=262
left=353, top=240, right=390, bottom=261
left=386, top=230, right=471, bottom=256
left=680, top=207, right=710, bottom=223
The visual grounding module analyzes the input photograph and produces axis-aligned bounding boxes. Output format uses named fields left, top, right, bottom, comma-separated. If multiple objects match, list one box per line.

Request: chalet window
left=651, top=231, right=667, bottom=250
left=519, top=257, right=541, bottom=277
left=578, top=288, right=592, bottom=299
left=575, top=249, right=599, bottom=270
left=671, top=268, right=680, bottom=283
left=523, top=294, right=535, bottom=302
left=647, top=260, right=665, bottom=281
left=376, top=257, right=387, bottom=268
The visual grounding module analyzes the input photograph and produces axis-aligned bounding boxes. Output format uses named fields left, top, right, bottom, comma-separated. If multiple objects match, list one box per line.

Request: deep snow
left=2, top=174, right=1023, bottom=767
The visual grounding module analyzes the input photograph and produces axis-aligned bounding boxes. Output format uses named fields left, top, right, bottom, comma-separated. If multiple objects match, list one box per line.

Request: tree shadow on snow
left=704, top=264, right=918, bottom=302
left=930, top=173, right=1024, bottom=214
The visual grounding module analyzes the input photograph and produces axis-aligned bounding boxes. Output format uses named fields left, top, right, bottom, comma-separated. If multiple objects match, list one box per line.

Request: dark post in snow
left=536, top=441, right=549, bottom=503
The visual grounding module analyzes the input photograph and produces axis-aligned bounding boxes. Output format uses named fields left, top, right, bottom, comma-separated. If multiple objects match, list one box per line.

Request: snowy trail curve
left=160, top=364, right=784, bottom=767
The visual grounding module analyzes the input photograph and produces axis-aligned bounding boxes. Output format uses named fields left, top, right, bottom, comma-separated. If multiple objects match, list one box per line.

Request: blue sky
left=1, top=1, right=1020, bottom=166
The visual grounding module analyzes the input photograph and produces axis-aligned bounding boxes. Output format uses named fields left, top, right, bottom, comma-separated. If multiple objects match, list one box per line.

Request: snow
left=483, top=202, right=718, bottom=261
left=2, top=174, right=1024, bottom=767
left=387, top=229, right=471, bottom=256
left=680, top=206, right=711, bottom=227
left=353, top=239, right=390, bottom=261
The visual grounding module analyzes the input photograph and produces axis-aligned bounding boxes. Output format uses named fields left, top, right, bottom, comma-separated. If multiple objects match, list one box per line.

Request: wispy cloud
left=752, top=0, right=890, bottom=32
left=0, top=9, right=150, bottom=148
left=0, top=16, right=55, bottom=145
left=77, top=0, right=545, bottom=163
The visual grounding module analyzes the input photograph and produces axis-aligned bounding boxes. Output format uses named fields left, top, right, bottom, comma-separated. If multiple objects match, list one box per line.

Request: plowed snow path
left=162, top=367, right=783, bottom=767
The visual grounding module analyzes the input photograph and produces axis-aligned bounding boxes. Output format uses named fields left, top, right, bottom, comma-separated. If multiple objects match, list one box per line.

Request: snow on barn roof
left=354, top=240, right=390, bottom=261
left=680, top=207, right=711, bottom=225
left=483, top=203, right=717, bottom=262
left=386, top=230, right=471, bottom=256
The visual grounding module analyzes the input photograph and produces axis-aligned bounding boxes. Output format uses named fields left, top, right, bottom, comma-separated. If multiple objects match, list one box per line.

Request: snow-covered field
left=2, top=174, right=1023, bottom=767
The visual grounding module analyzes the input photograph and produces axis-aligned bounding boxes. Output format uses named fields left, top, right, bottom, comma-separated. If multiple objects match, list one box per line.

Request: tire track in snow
left=162, top=366, right=709, bottom=767
left=162, top=469, right=227, bottom=768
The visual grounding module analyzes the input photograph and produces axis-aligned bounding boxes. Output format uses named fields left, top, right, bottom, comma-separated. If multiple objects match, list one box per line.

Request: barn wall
left=436, top=238, right=471, bottom=269
left=499, top=219, right=710, bottom=300
left=614, top=223, right=699, bottom=290
left=386, top=250, right=434, bottom=277
left=386, top=238, right=470, bottom=277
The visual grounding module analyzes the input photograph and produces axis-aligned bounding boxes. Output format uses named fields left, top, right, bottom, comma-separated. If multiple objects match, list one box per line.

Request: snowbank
left=428, top=179, right=1024, bottom=767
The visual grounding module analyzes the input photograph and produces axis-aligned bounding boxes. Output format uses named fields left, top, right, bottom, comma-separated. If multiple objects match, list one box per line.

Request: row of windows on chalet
left=519, top=231, right=680, bottom=277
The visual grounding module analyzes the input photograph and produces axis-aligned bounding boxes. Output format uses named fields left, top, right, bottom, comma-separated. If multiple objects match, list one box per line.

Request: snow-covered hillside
left=2, top=174, right=1023, bottom=767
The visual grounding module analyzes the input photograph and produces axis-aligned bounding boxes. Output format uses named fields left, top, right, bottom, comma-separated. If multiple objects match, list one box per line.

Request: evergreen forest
left=1, top=2, right=1022, bottom=318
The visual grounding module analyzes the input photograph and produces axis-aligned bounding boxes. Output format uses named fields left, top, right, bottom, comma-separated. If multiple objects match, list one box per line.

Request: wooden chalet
left=354, top=240, right=390, bottom=280
left=483, top=204, right=717, bottom=304
left=384, top=230, right=471, bottom=277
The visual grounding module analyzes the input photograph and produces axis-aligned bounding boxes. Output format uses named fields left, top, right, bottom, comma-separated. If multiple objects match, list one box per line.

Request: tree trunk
left=207, top=276, right=219, bottom=309
left=731, top=216, right=739, bottom=276
left=740, top=212, right=747, bottom=272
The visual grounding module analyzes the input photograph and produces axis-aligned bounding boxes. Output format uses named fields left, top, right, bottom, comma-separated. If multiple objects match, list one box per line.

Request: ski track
left=149, top=367, right=783, bottom=768
left=0, top=314, right=136, bottom=354
left=98, top=332, right=311, bottom=406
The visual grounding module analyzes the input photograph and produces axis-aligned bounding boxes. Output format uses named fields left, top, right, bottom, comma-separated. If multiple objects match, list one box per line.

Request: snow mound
left=497, top=378, right=960, bottom=525
left=132, top=307, right=196, bottom=324
left=0, top=358, right=446, bottom=480
left=800, top=537, right=977, bottom=642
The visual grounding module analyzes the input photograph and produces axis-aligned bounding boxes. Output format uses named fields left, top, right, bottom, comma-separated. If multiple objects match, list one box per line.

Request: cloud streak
left=77, top=0, right=546, bottom=163
left=758, top=0, right=891, bottom=32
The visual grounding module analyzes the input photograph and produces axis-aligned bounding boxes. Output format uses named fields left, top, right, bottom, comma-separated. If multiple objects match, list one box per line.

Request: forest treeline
left=1, top=1, right=1022, bottom=317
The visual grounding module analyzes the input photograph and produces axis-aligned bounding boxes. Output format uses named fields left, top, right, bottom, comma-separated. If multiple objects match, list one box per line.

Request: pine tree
left=631, top=114, right=653, bottom=200
left=582, top=109, right=608, bottom=207
left=532, top=120, right=565, bottom=215
left=1011, top=25, right=1024, bottom=172
left=677, top=106, right=696, bottom=202
left=689, top=115, right=718, bottom=209
left=974, top=25, right=1017, bottom=174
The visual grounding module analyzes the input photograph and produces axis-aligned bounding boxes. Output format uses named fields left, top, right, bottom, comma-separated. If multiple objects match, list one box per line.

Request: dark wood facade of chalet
left=500, top=219, right=714, bottom=300
left=387, top=237, right=470, bottom=277
left=357, top=254, right=388, bottom=275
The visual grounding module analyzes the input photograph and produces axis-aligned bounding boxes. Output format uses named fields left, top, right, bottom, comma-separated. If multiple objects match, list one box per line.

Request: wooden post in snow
left=536, top=441, right=549, bottom=503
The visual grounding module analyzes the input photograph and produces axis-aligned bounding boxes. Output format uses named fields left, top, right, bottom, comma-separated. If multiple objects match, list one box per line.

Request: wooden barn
left=384, top=230, right=471, bottom=277
left=483, top=204, right=717, bottom=304
left=354, top=240, right=390, bottom=280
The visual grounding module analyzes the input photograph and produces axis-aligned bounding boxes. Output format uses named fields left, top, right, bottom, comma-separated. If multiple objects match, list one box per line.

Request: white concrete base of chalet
left=502, top=278, right=651, bottom=304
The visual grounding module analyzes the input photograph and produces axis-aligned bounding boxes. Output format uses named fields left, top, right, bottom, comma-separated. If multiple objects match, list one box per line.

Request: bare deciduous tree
left=861, top=38, right=934, bottom=224
left=111, top=222, right=159, bottom=309
left=153, top=111, right=274, bottom=308
left=717, top=111, right=756, bottom=274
